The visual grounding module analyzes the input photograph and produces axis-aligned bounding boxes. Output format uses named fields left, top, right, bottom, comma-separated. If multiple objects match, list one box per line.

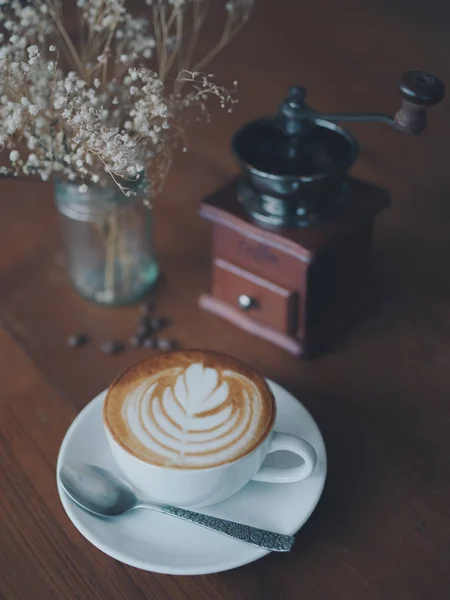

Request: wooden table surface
left=1, top=0, right=450, bottom=598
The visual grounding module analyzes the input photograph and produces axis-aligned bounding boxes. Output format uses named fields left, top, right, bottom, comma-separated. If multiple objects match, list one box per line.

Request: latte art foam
left=104, top=351, right=275, bottom=468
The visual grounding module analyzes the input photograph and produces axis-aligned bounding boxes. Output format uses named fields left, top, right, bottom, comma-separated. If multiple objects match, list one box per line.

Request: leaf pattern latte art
left=122, top=363, right=263, bottom=467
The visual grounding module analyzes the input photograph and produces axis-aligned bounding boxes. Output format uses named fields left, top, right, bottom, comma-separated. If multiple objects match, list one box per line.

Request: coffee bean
left=67, top=333, right=89, bottom=348
left=157, top=338, right=176, bottom=351
left=151, top=316, right=167, bottom=331
left=136, top=322, right=151, bottom=338
left=129, top=334, right=145, bottom=348
left=101, top=340, right=125, bottom=355
left=142, top=337, right=157, bottom=349
left=140, top=301, right=156, bottom=316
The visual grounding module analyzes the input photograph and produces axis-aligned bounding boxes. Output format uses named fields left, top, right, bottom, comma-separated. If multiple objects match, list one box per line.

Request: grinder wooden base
left=199, top=178, right=390, bottom=357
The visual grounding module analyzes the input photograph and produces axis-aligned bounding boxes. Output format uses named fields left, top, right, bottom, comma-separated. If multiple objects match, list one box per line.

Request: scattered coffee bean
left=67, top=333, right=89, bottom=348
left=157, top=338, right=176, bottom=351
left=142, top=337, right=157, bottom=349
left=136, top=317, right=153, bottom=337
left=129, top=334, right=145, bottom=348
left=139, top=313, right=152, bottom=325
left=136, top=321, right=151, bottom=338
left=150, top=316, right=166, bottom=331
left=140, top=301, right=155, bottom=316
left=101, top=340, right=125, bottom=355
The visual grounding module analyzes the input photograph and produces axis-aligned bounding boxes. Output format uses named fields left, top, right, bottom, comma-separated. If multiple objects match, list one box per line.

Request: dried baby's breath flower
left=0, top=0, right=253, bottom=194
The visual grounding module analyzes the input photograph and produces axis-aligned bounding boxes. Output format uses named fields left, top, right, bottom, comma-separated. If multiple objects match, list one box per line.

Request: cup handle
left=252, top=432, right=317, bottom=483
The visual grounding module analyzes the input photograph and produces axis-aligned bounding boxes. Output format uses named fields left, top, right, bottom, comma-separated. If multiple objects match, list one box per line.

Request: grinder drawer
left=212, top=258, right=297, bottom=334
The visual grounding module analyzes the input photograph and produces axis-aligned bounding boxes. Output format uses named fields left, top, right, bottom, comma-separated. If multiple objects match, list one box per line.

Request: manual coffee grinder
left=199, top=71, right=445, bottom=357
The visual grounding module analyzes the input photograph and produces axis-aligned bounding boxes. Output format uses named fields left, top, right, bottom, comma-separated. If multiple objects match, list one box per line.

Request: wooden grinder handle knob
left=394, top=71, right=445, bottom=134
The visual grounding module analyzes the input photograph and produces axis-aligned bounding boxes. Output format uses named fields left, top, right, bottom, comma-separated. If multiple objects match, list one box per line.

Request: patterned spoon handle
left=142, top=503, right=295, bottom=552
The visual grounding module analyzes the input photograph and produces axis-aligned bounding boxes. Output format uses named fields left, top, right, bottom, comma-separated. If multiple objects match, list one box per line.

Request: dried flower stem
left=104, top=213, right=117, bottom=294
left=48, top=2, right=86, bottom=77
left=0, top=1, right=251, bottom=301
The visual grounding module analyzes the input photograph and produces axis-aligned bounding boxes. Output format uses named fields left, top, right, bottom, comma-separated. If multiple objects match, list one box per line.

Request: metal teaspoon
left=59, top=463, right=295, bottom=552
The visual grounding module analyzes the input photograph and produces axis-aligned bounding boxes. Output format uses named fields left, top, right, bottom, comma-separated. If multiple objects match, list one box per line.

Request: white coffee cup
left=104, top=408, right=316, bottom=508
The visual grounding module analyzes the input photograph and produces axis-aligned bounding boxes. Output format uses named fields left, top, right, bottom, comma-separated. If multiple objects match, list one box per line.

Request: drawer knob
left=238, top=294, right=257, bottom=310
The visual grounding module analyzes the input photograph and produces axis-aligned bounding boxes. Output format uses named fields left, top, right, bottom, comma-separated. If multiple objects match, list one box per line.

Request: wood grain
left=1, top=0, right=450, bottom=598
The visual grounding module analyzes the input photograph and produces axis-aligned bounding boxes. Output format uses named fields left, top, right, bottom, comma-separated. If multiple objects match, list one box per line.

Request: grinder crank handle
left=394, top=70, right=445, bottom=134
left=322, top=70, right=445, bottom=134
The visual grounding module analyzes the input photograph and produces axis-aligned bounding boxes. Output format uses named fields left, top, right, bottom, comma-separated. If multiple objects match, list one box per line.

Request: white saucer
left=56, top=380, right=327, bottom=575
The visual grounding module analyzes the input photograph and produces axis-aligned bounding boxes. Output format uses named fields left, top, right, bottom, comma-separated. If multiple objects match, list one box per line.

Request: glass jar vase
left=54, top=179, right=159, bottom=305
